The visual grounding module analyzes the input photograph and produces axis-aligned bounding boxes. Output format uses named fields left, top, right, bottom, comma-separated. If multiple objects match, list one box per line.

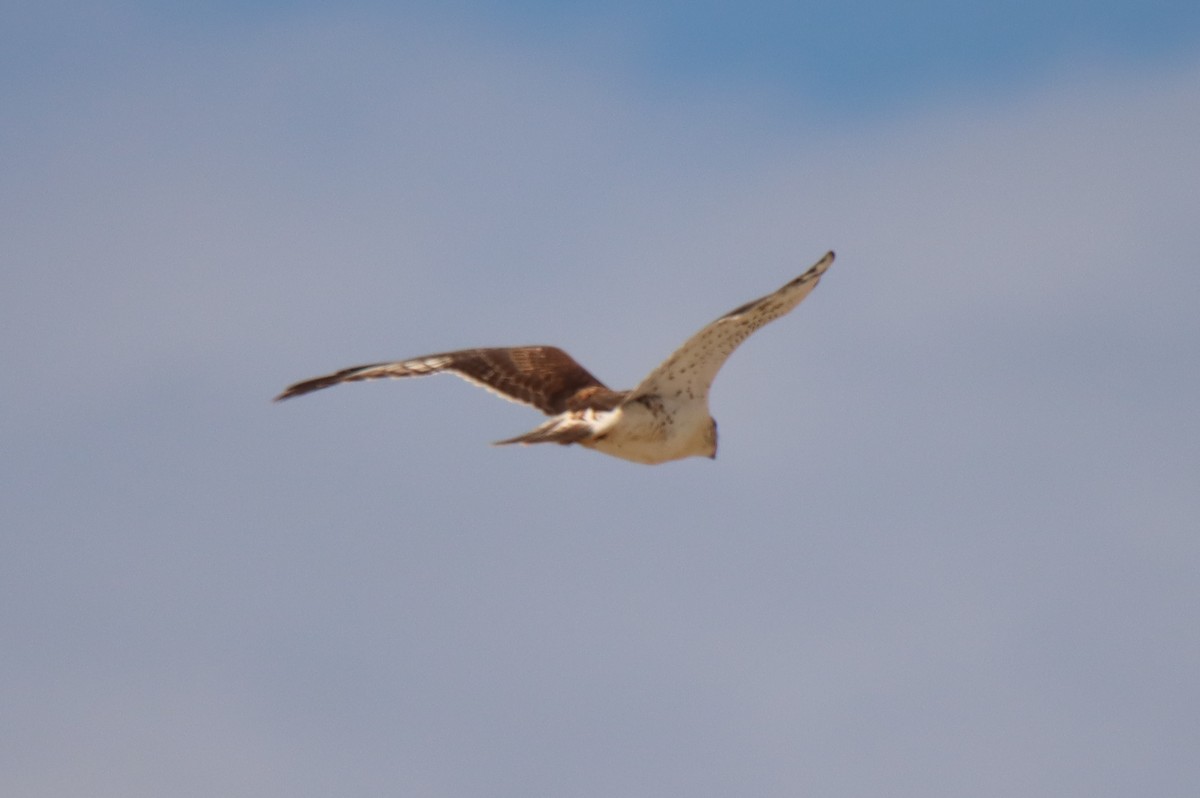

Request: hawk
left=276, top=251, right=835, bottom=464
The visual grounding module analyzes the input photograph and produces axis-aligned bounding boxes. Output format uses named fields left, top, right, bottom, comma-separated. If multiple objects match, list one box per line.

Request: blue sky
left=3, top=2, right=1200, bottom=797
left=11, top=1, right=1200, bottom=112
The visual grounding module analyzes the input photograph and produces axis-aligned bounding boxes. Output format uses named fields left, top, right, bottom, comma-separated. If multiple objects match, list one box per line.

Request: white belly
left=584, top=402, right=714, bottom=465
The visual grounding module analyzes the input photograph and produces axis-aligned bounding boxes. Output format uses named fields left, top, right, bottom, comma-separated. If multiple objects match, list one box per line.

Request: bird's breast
left=583, top=399, right=712, bottom=464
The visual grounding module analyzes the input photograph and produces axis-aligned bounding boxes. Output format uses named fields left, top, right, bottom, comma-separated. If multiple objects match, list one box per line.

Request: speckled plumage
left=276, top=251, right=835, bottom=464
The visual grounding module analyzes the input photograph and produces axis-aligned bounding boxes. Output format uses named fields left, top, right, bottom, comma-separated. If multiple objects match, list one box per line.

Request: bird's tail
left=493, top=415, right=594, bottom=447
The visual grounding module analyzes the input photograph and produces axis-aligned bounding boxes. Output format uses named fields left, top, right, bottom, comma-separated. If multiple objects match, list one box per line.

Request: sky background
left=3, top=1, right=1200, bottom=796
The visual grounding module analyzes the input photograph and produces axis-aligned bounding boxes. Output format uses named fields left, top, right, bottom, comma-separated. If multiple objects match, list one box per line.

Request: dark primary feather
left=274, top=346, right=617, bottom=415
left=715, top=250, right=833, bottom=321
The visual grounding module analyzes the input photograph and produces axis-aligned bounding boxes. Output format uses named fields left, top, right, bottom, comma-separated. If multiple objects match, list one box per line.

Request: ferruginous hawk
left=276, top=251, right=835, bottom=464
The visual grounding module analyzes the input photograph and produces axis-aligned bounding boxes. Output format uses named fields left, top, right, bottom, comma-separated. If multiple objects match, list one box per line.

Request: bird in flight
left=276, top=250, right=835, bottom=464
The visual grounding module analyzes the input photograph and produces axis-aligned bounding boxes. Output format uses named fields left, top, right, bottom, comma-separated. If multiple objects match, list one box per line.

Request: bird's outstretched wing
left=275, top=346, right=612, bottom=415
left=625, top=251, right=835, bottom=404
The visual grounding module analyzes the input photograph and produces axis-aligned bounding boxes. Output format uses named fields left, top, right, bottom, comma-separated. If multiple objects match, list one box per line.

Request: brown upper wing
left=274, top=346, right=615, bottom=415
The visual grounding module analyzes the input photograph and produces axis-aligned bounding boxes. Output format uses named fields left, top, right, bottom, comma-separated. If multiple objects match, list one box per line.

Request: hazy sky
left=3, top=2, right=1199, bottom=797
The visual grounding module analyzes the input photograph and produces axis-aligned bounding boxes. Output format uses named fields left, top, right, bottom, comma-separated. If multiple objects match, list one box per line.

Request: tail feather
left=493, top=415, right=594, bottom=447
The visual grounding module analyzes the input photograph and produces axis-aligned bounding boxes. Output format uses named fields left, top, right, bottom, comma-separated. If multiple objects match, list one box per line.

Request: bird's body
left=495, top=390, right=717, bottom=465
left=276, top=251, right=835, bottom=464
